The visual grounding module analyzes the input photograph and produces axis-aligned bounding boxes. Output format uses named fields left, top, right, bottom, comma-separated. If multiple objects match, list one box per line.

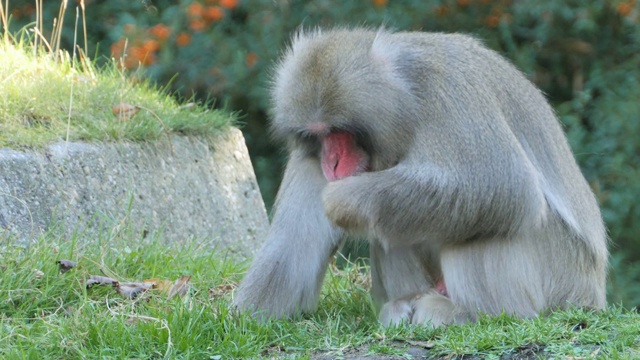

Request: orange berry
left=219, top=0, right=238, bottom=9
left=131, top=46, right=156, bottom=66
left=110, top=39, right=126, bottom=58
left=617, top=2, right=634, bottom=16
left=435, top=5, right=449, bottom=16
left=187, top=1, right=204, bottom=18
left=142, top=39, right=159, bottom=53
left=485, top=14, right=500, bottom=27
left=141, top=54, right=156, bottom=66
left=372, top=0, right=387, bottom=7
left=190, top=19, right=208, bottom=31
left=245, top=52, right=258, bottom=67
left=129, top=47, right=144, bottom=61
left=124, top=57, right=138, bottom=69
left=127, top=46, right=156, bottom=67
left=149, top=24, right=170, bottom=41
left=176, top=33, right=192, bottom=47
left=203, top=6, right=224, bottom=21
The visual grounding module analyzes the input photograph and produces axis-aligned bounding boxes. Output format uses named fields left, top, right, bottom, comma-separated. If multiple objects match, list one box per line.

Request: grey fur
left=234, top=28, right=608, bottom=326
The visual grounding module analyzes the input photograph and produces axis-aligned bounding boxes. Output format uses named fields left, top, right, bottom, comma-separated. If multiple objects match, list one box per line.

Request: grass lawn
left=0, top=224, right=638, bottom=359
left=0, top=39, right=232, bottom=151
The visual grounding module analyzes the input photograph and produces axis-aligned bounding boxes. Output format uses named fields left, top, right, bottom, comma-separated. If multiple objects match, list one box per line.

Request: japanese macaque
left=234, top=28, right=608, bottom=326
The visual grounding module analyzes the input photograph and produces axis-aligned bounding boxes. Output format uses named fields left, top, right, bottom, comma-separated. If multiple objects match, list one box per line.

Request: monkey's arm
left=323, top=152, right=547, bottom=248
left=234, top=150, right=343, bottom=318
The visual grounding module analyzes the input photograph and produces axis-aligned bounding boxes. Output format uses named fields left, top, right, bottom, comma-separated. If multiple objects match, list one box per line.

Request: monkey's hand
left=322, top=177, right=372, bottom=232
left=234, top=247, right=319, bottom=319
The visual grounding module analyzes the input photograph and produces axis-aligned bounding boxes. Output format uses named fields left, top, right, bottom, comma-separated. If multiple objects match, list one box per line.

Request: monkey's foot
left=379, top=292, right=461, bottom=327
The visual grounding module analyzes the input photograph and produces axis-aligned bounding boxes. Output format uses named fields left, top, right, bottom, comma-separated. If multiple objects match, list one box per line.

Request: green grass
left=0, top=224, right=638, bottom=359
left=0, top=39, right=233, bottom=150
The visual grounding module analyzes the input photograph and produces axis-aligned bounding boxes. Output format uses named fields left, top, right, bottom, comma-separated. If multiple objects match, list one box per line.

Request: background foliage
left=4, top=0, right=640, bottom=307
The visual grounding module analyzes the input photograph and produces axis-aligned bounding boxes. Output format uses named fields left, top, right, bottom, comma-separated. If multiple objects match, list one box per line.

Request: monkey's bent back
left=235, top=28, right=608, bottom=326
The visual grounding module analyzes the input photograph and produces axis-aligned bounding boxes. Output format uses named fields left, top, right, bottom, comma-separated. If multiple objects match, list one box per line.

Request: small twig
left=0, top=1, right=9, bottom=42
left=51, top=0, right=68, bottom=57
left=31, top=27, right=53, bottom=53
left=64, top=6, right=78, bottom=150
left=79, top=0, right=87, bottom=56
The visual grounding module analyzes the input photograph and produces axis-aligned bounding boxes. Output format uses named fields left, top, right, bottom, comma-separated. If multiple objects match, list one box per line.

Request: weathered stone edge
left=0, top=128, right=268, bottom=260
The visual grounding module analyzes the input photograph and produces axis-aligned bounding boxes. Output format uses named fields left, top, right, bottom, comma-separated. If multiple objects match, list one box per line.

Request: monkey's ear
left=370, top=30, right=415, bottom=96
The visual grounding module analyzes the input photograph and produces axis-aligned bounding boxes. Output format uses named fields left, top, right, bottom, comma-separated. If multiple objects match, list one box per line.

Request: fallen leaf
left=142, top=278, right=159, bottom=289
left=57, top=260, right=77, bottom=273
left=209, top=283, right=235, bottom=298
left=112, top=103, right=140, bottom=120
left=167, top=275, right=191, bottom=299
left=86, top=275, right=119, bottom=288
left=161, top=279, right=176, bottom=293
left=157, top=279, right=175, bottom=293
left=142, top=278, right=175, bottom=293
left=116, top=282, right=154, bottom=299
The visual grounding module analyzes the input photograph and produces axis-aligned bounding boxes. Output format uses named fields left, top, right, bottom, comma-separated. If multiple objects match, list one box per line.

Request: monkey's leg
left=234, top=151, right=343, bottom=318
left=371, top=242, right=440, bottom=326
left=408, top=234, right=547, bottom=326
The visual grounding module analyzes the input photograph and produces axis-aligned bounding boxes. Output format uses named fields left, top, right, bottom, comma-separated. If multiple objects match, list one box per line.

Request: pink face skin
left=321, top=131, right=369, bottom=182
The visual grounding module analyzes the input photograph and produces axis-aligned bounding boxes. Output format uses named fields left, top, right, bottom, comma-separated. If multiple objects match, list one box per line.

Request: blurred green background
left=4, top=0, right=640, bottom=308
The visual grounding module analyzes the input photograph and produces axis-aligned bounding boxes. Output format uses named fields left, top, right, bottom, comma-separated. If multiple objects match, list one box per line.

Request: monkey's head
left=270, top=28, right=422, bottom=178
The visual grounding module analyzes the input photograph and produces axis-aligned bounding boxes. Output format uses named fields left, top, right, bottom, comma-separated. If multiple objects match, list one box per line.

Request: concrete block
left=0, top=128, right=268, bottom=260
